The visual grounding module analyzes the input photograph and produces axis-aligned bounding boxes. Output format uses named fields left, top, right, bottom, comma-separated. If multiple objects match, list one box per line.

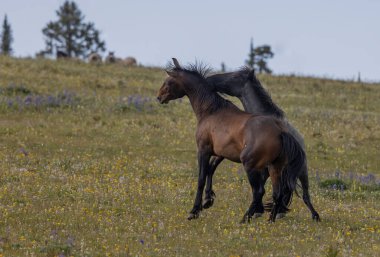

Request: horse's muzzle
left=157, top=96, right=168, bottom=104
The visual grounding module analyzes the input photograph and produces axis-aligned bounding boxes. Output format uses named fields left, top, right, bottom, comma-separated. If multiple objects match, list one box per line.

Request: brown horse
left=157, top=58, right=320, bottom=222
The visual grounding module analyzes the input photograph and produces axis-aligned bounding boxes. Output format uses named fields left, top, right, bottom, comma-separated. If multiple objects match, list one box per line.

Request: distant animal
left=157, top=58, right=320, bottom=222
left=35, top=50, right=48, bottom=59
left=122, top=57, right=137, bottom=66
left=204, top=68, right=317, bottom=219
left=56, top=50, right=69, bottom=59
left=105, top=51, right=117, bottom=64
left=88, top=52, right=102, bottom=63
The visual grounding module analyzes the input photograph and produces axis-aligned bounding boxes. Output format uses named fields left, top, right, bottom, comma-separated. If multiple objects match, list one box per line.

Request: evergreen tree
left=254, top=45, right=274, bottom=74
left=0, top=15, right=13, bottom=55
left=41, top=1, right=105, bottom=58
left=221, top=62, right=226, bottom=72
left=246, top=38, right=255, bottom=69
left=245, top=38, right=274, bottom=74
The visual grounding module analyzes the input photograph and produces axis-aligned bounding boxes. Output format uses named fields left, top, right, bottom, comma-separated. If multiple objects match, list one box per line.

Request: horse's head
left=157, top=59, right=186, bottom=104
left=206, top=68, right=254, bottom=97
left=158, top=58, right=214, bottom=104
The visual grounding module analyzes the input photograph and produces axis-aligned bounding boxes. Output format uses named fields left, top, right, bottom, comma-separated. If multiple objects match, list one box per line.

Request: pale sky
left=1, top=0, right=380, bottom=81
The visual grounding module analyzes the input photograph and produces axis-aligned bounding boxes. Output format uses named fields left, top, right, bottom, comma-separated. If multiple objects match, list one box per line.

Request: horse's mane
left=166, top=62, right=236, bottom=114
left=167, top=61, right=214, bottom=80
left=236, top=67, right=285, bottom=118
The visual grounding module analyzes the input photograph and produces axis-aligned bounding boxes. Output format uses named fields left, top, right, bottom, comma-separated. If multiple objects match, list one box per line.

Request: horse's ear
left=172, top=58, right=181, bottom=69
left=247, top=68, right=255, bottom=80
left=166, top=70, right=178, bottom=78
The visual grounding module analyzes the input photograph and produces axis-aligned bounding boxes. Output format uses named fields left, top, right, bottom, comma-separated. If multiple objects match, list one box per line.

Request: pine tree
left=245, top=38, right=274, bottom=74
left=0, top=15, right=13, bottom=56
left=221, top=62, right=226, bottom=72
left=41, top=1, right=105, bottom=58
left=246, top=38, right=255, bottom=69
left=254, top=45, right=274, bottom=74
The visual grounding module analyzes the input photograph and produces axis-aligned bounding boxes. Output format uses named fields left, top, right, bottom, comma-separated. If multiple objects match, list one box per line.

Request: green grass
left=0, top=56, right=379, bottom=256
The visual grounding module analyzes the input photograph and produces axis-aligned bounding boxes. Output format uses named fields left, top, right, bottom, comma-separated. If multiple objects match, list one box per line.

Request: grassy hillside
left=0, top=56, right=379, bottom=256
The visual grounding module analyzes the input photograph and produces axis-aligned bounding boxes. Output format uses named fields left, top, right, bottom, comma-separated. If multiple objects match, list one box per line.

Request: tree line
left=1, top=0, right=274, bottom=72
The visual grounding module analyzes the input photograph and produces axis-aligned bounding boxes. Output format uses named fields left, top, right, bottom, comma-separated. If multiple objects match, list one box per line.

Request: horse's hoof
left=276, top=213, right=286, bottom=219
left=268, top=214, right=276, bottom=223
left=240, top=215, right=250, bottom=224
left=240, top=218, right=247, bottom=224
left=253, top=213, right=263, bottom=219
left=187, top=212, right=199, bottom=220
left=313, top=214, right=321, bottom=222
left=202, top=198, right=214, bottom=209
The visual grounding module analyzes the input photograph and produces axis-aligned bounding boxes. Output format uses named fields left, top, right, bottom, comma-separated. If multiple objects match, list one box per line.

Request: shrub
left=319, top=178, right=349, bottom=190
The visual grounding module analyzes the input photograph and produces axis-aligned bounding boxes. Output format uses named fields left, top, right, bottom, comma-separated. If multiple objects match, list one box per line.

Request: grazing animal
left=205, top=68, right=319, bottom=219
left=105, top=51, right=117, bottom=63
left=157, top=58, right=320, bottom=222
left=35, top=50, right=48, bottom=59
left=88, top=52, right=102, bottom=64
left=56, top=50, right=69, bottom=59
left=123, top=57, right=137, bottom=66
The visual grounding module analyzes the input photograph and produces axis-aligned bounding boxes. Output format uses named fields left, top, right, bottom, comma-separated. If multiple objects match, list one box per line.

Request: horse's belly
left=213, top=144, right=242, bottom=163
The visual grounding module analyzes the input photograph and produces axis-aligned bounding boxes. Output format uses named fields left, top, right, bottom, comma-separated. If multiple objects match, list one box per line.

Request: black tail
left=264, top=132, right=306, bottom=212
left=280, top=131, right=306, bottom=197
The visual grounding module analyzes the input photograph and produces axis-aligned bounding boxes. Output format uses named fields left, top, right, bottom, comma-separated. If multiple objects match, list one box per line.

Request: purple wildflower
left=19, top=148, right=28, bottom=156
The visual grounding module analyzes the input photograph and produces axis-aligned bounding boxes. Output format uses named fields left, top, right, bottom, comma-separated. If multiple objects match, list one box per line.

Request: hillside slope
left=0, top=56, right=379, bottom=256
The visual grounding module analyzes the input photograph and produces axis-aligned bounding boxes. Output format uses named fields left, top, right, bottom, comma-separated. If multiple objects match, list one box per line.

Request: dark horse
left=157, top=58, right=319, bottom=222
left=202, top=69, right=319, bottom=219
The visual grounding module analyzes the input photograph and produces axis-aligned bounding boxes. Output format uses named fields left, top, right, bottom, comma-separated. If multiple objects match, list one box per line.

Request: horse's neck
left=186, top=83, right=231, bottom=121
left=240, top=86, right=268, bottom=115
left=186, top=86, right=211, bottom=121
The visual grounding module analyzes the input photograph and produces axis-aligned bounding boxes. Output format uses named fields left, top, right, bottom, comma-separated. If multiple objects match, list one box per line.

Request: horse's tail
left=264, top=131, right=305, bottom=212
left=272, top=132, right=306, bottom=211
left=280, top=131, right=305, bottom=197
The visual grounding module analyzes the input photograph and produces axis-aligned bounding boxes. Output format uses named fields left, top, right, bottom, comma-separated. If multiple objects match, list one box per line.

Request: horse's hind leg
left=276, top=187, right=292, bottom=219
left=268, top=166, right=285, bottom=222
left=298, top=166, right=320, bottom=221
left=240, top=169, right=266, bottom=223
left=263, top=168, right=289, bottom=219
left=203, top=156, right=224, bottom=209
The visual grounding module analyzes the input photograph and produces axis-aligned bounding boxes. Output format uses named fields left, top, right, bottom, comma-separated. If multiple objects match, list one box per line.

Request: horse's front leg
left=188, top=151, right=211, bottom=220
left=203, top=156, right=224, bottom=209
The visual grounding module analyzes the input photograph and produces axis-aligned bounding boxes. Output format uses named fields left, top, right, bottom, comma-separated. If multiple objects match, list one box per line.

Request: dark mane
left=236, top=66, right=252, bottom=79
left=247, top=71, right=285, bottom=118
left=166, top=61, right=212, bottom=80
left=167, top=61, right=237, bottom=115
left=227, top=67, right=284, bottom=118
